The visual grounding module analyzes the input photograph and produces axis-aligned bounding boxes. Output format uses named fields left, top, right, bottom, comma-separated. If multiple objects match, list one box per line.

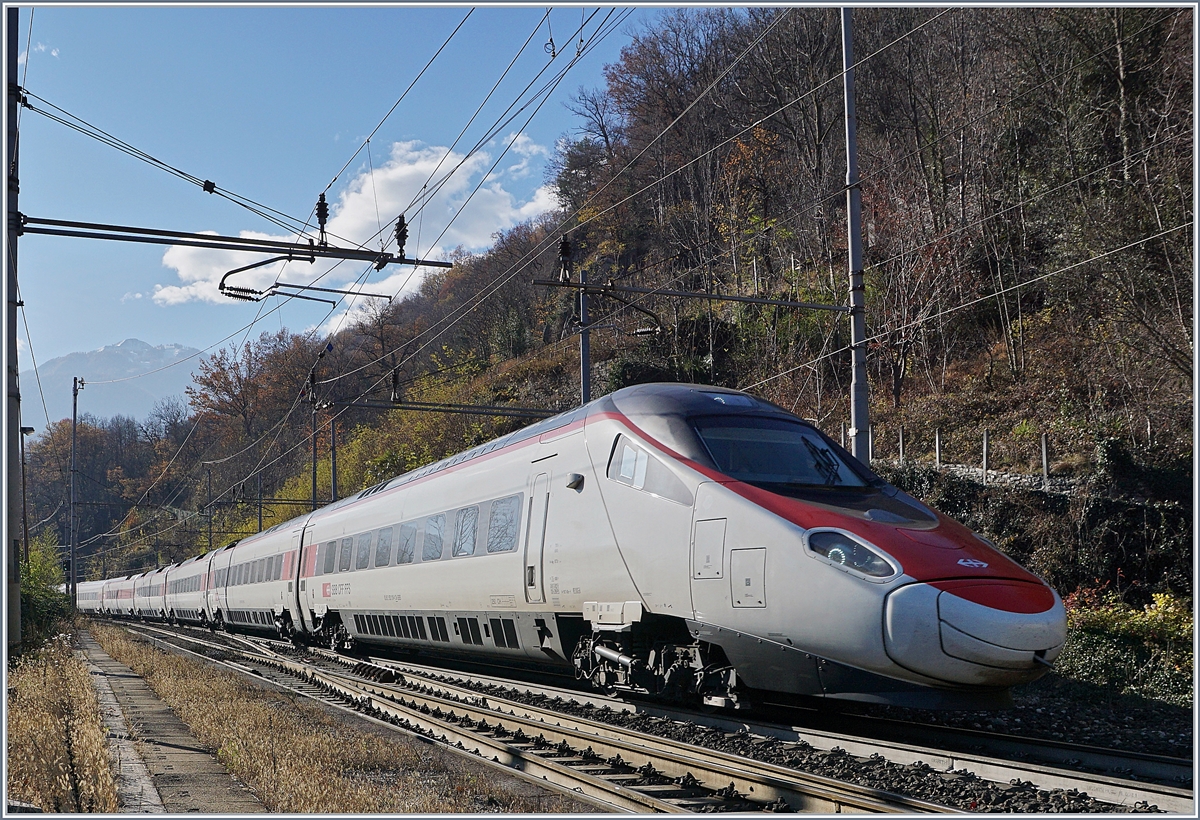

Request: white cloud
left=120, top=291, right=144, bottom=302
left=20, top=43, right=60, bottom=65
left=153, top=136, right=554, bottom=314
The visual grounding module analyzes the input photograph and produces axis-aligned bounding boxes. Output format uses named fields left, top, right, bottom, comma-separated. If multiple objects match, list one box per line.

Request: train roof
left=241, top=383, right=840, bottom=531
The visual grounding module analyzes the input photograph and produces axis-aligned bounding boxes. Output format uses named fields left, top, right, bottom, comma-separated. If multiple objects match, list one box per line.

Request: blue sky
left=13, top=5, right=650, bottom=381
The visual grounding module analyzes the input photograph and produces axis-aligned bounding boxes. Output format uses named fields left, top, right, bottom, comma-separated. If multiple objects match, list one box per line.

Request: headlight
left=806, top=530, right=898, bottom=578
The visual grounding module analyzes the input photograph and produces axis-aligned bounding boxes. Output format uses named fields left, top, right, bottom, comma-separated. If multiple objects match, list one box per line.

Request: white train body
left=164, top=554, right=209, bottom=625
left=85, top=384, right=1067, bottom=709
left=76, top=579, right=105, bottom=615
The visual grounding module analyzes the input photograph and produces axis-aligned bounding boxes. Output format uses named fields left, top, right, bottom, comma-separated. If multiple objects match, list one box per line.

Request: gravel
left=860, top=673, right=1193, bottom=760
left=442, top=674, right=1185, bottom=813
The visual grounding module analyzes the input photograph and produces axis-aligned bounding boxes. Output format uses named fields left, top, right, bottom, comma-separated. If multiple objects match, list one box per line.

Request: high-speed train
left=78, top=383, right=1067, bottom=709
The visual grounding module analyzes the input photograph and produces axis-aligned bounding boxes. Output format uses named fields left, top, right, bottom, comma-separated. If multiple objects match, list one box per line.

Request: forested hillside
left=25, top=7, right=1191, bottom=591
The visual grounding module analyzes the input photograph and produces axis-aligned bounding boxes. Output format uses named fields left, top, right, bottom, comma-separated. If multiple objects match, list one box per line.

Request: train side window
left=323, top=542, right=337, bottom=575
left=486, top=494, right=522, bottom=553
left=375, top=527, right=393, bottom=567
left=423, top=515, right=445, bottom=561
left=397, top=524, right=416, bottom=564
left=273, top=554, right=283, bottom=581
left=339, top=538, right=354, bottom=572
left=607, top=435, right=693, bottom=505
left=453, top=507, right=479, bottom=557
left=356, top=532, right=372, bottom=570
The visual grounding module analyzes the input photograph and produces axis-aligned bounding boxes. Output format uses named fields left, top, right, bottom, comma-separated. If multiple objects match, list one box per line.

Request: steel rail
left=121, top=623, right=948, bottom=812
left=118, top=624, right=628, bottom=813
left=298, top=651, right=953, bottom=814
left=365, top=653, right=1193, bottom=814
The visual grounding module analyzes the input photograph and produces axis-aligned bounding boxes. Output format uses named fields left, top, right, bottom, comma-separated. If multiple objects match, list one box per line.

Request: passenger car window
left=339, top=538, right=354, bottom=572
left=356, top=532, right=372, bottom=569
left=397, top=524, right=417, bottom=564
left=323, top=542, right=337, bottom=575
left=375, top=527, right=393, bottom=567
left=423, top=515, right=445, bottom=561
left=486, top=495, right=522, bottom=553
left=453, top=507, right=479, bottom=556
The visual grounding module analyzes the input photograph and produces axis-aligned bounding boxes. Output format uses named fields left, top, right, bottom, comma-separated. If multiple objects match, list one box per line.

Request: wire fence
left=841, top=423, right=1093, bottom=494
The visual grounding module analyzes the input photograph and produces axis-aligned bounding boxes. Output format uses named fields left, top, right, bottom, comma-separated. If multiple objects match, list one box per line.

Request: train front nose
left=883, top=580, right=1066, bottom=686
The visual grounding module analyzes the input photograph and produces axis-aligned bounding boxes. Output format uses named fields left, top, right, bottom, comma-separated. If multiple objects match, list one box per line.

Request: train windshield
left=692, top=416, right=869, bottom=490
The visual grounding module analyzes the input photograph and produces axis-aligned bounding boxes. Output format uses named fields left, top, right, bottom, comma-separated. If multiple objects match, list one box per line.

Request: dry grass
left=6, top=630, right=119, bottom=812
left=89, top=623, right=586, bottom=813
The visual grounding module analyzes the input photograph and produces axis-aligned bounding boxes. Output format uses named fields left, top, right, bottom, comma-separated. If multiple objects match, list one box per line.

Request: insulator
left=558, top=236, right=573, bottom=283
left=316, top=193, right=329, bottom=245
left=395, top=215, right=408, bottom=259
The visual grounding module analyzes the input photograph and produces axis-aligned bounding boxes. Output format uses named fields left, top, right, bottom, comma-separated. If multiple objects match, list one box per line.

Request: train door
left=298, top=529, right=320, bottom=633
left=285, top=527, right=304, bottom=628
left=524, top=472, right=550, bottom=604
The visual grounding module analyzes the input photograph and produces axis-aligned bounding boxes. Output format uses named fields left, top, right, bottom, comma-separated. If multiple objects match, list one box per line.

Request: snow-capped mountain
left=19, top=339, right=202, bottom=429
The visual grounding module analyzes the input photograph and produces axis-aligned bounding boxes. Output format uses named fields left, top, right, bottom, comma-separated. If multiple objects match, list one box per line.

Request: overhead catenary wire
left=61, top=7, right=495, bottom=547
left=332, top=7, right=949, bottom=389
left=80, top=9, right=1182, bottom=563
left=29, top=11, right=555, bottom=564
left=321, top=8, right=474, bottom=196
left=49, top=8, right=993, bottom=557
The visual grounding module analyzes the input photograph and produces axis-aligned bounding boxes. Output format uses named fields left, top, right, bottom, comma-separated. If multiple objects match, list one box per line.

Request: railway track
left=116, top=622, right=1193, bottom=813
left=120, top=623, right=952, bottom=813
left=340, top=652, right=1192, bottom=814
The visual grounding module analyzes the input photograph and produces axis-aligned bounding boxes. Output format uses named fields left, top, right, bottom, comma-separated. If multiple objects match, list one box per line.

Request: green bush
left=19, top=531, right=72, bottom=649
left=1053, top=589, right=1193, bottom=706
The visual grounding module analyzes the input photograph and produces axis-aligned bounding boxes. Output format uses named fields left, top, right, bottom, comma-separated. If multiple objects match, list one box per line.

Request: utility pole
left=309, top=372, right=318, bottom=511
left=7, top=6, right=23, bottom=648
left=257, top=472, right=263, bottom=532
left=842, top=8, right=870, bottom=462
left=330, top=417, right=338, bottom=502
left=580, top=265, right=590, bottom=405
left=558, top=237, right=590, bottom=406
left=206, top=468, right=213, bottom=552
left=20, top=426, right=33, bottom=562
left=70, top=376, right=83, bottom=608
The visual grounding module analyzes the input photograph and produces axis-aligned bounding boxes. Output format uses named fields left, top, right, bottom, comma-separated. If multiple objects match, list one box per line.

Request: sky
left=11, top=4, right=652, bottom=417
